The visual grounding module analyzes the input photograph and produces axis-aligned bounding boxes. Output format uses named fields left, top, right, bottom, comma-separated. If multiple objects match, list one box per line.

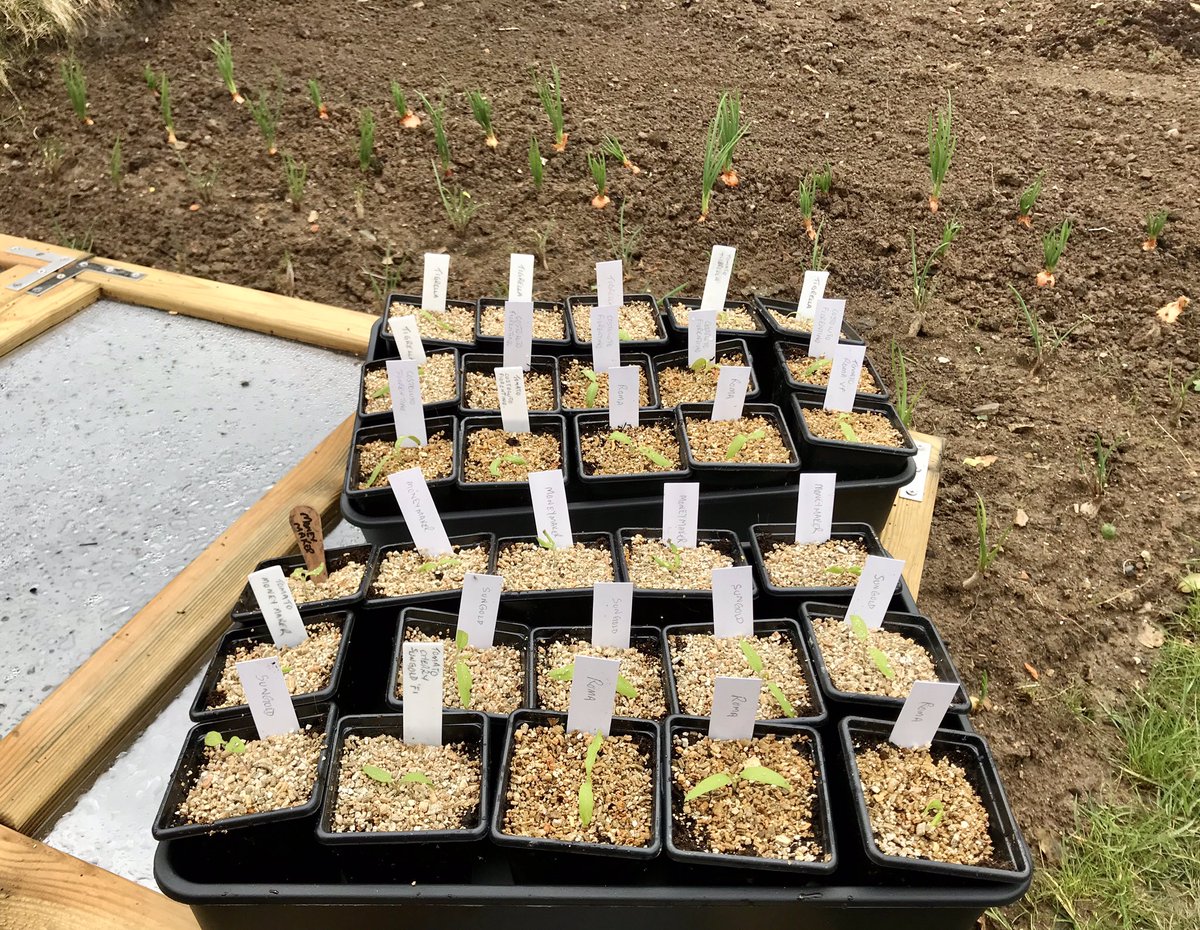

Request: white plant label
left=457, top=572, right=502, bottom=648
left=566, top=654, right=620, bottom=736
left=590, top=305, right=621, bottom=372
left=596, top=260, right=624, bottom=309
left=795, top=472, right=837, bottom=544
left=900, top=440, right=933, bottom=503
left=662, top=483, right=699, bottom=549
left=846, top=555, right=905, bottom=630
left=420, top=252, right=449, bottom=312
left=402, top=641, right=444, bottom=746
left=711, top=565, right=754, bottom=638
left=495, top=366, right=531, bottom=433
left=822, top=343, right=867, bottom=413
left=708, top=675, right=762, bottom=741
left=607, top=365, right=640, bottom=429
left=387, top=468, right=453, bottom=557
left=808, top=298, right=846, bottom=360
left=700, top=244, right=736, bottom=312
left=389, top=314, right=427, bottom=365
left=509, top=253, right=535, bottom=302
left=502, top=300, right=535, bottom=370
left=248, top=565, right=308, bottom=648
left=528, top=469, right=573, bottom=549
left=385, top=359, right=427, bottom=447
left=710, top=365, right=751, bottom=421
left=235, top=656, right=301, bottom=738
left=797, top=269, right=829, bottom=320
left=687, top=309, right=718, bottom=366
left=591, top=582, right=633, bottom=649
left=889, top=681, right=960, bottom=749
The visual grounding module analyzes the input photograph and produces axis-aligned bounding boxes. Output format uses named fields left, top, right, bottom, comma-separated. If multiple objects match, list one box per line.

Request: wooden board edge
left=880, top=431, right=944, bottom=601
left=0, top=278, right=100, bottom=359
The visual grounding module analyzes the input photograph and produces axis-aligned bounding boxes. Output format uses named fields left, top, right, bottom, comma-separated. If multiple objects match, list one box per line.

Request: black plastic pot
left=380, top=294, right=478, bottom=351
left=364, top=533, right=498, bottom=612
left=839, top=716, right=1033, bottom=885
left=798, top=604, right=971, bottom=716
left=494, top=532, right=618, bottom=606
left=773, top=341, right=888, bottom=406
left=344, top=418, right=459, bottom=518
left=356, top=349, right=461, bottom=426
left=752, top=296, right=865, bottom=346
left=663, top=715, right=837, bottom=875
left=661, top=296, right=769, bottom=348
left=662, top=619, right=827, bottom=724
left=152, top=703, right=337, bottom=841
left=615, top=527, right=752, bottom=599
left=749, top=522, right=889, bottom=600
left=572, top=410, right=690, bottom=499
left=652, top=339, right=761, bottom=409
left=459, top=353, right=562, bottom=415
left=387, top=607, right=532, bottom=724
left=489, top=709, right=663, bottom=860
left=558, top=352, right=661, bottom=413
left=230, top=545, right=376, bottom=625
left=677, top=402, right=800, bottom=488
left=528, top=625, right=670, bottom=721
left=456, top=414, right=569, bottom=505
left=565, top=293, right=670, bottom=351
left=315, top=710, right=491, bottom=845
left=474, top=299, right=572, bottom=353
left=189, top=612, right=354, bottom=724
left=787, top=394, right=918, bottom=481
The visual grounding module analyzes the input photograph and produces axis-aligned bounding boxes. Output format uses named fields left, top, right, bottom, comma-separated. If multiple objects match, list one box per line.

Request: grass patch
left=1, top=1, right=131, bottom=87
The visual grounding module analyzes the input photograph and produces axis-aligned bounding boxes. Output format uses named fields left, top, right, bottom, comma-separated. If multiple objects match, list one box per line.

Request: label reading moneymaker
left=387, top=467, right=453, bottom=557
left=528, top=469, right=573, bottom=549
left=247, top=565, right=308, bottom=649
left=794, top=472, right=836, bottom=545
left=662, top=482, right=699, bottom=549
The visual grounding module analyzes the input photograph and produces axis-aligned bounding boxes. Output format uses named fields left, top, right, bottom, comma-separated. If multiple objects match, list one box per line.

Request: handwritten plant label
left=607, top=365, right=640, bottom=429
left=845, top=555, right=905, bottom=629
left=808, top=297, right=846, bottom=360
left=528, top=469, right=573, bottom=548
left=235, top=656, right=300, bottom=738
left=711, top=565, right=754, bottom=638
left=402, top=641, right=444, bottom=746
left=591, top=582, right=633, bottom=649
left=662, top=482, right=699, bottom=549
left=797, top=269, right=829, bottom=320
left=566, top=654, right=620, bottom=735
left=700, top=244, right=736, bottom=313
left=509, top=252, right=535, bottom=301
left=708, top=675, right=762, bottom=740
left=385, top=359, right=427, bottom=446
left=687, top=308, right=718, bottom=366
left=889, top=681, right=960, bottom=748
left=822, top=343, right=867, bottom=413
left=596, top=260, right=624, bottom=309
left=502, top=300, right=535, bottom=370
left=590, top=305, right=620, bottom=372
left=900, top=440, right=933, bottom=502
left=288, top=505, right=325, bottom=574
left=248, top=565, right=308, bottom=648
left=421, top=252, right=449, bottom=312
left=387, top=468, right=452, bottom=556
left=795, top=472, right=836, bottom=544
left=457, top=573, right=502, bottom=648
left=390, top=314, right=427, bottom=365
left=495, top=366, right=531, bottom=433
left=710, top=365, right=751, bottom=421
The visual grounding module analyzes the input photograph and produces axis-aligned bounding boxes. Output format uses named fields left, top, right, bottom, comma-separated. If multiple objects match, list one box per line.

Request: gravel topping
left=479, top=302, right=567, bottom=340
left=400, top=628, right=524, bottom=715
left=669, top=631, right=812, bottom=718
left=763, top=308, right=850, bottom=337
left=210, top=622, right=342, bottom=709
left=560, top=357, right=651, bottom=409
left=536, top=637, right=667, bottom=719
left=286, top=561, right=365, bottom=604
left=463, top=428, right=562, bottom=483
left=363, top=354, right=458, bottom=414
left=464, top=368, right=557, bottom=411
left=623, top=534, right=733, bottom=590
left=579, top=422, right=682, bottom=475
left=811, top=617, right=939, bottom=698
left=355, top=433, right=455, bottom=489
left=801, top=408, right=905, bottom=447
left=371, top=543, right=492, bottom=598
left=761, top=536, right=870, bottom=589
left=571, top=300, right=660, bottom=342
left=495, top=541, right=615, bottom=591
left=783, top=348, right=881, bottom=393
left=669, top=303, right=762, bottom=332
left=684, top=415, right=792, bottom=464
left=656, top=353, right=750, bottom=407
left=409, top=305, right=476, bottom=344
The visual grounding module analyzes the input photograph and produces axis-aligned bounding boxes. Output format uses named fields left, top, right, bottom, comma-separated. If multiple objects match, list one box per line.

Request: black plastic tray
left=356, top=349, right=462, bottom=426
left=615, top=527, right=751, bottom=600
left=572, top=409, right=691, bottom=498
left=494, top=531, right=618, bottom=606
left=475, top=299, right=572, bottom=352
left=344, top=417, right=459, bottom=517
left=748, top=522, right=889, bottom=600
left=230, top=545, right=376, bottom=625
left=380, top=294, right=479, bottom=352
left=456, top=414, right=569, bottom=505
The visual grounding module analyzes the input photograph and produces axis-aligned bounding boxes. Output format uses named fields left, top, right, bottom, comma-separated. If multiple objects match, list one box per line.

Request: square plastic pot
left=652, top=338, right=761, bottom=409
left=380, top=294, right=479, bottom=351
left=615, top=527, right=752, bottom=599
left=839, top=716, right=1033, bottom=885
left=456, top=414, right=569, bottom=505
left=489, top=709, right=663, bottom=860
left=558, top=352, right=661, bottom=414
left=151, top=703, right=337, bottom=841
left=230, top=545, right=376, bottom=625
left=663, top=715, right=837, bottom=875
left=458, top=353, right=562, bottom=416
left=787, top=394, right=918, bottom=481
left=661, top=296, right=769, bottom=347
left=189, top=612, right=354, bottom=724
left=565, top=293, right=670, bottom=352
left=356, top=349, right=461, bottom=426
left=772, top=341, right=888, bottom=407
left=528, top=625, right=670, bottom=722
left=662, top=619, right=827, bottom=724
left=572, top=410, right=690, bottom=499
left=344, top=417, right=460, bottom=518
left=798, top=603, right=971, bottom=715
left=315, top=710, right=491, bottom=845
left=474, top=299, right=571, bottom=352
left=749, top=522, right=889, bottom=600
left=494, top=532, right=618, bottom=608
left=752, top=296, right=865, bottom=346
left=677, top=402, right=800, bottom=488
left=364, top=533, right=498, bottom=612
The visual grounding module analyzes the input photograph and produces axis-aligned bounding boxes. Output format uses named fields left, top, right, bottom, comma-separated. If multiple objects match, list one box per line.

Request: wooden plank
left=0, top=233, right=88, bottom=269
left=0, top=278, right=100, bottom=358
left=0, top=415, right=354, bottom=836
left=0, top=824, right=200, bottom=929
left=880, top=431, right=944, bottom=601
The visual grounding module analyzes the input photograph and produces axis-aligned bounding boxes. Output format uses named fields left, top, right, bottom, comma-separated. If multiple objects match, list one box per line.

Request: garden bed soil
left=354, top=432, right=455, bottom=488
left=400, top=628, right=525, bottom=715
left=668, top=631, right=813, bottom=719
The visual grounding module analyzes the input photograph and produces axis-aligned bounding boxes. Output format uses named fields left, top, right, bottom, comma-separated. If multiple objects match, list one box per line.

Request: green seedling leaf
left=639, top=447, right=673, bottom=468
left=400, top=771, right=432, bottom=785
left=455, top=628, right=469, bottom=650
left=798, top=357, right=832, bottom=381
left=869, top=646, right=896, bottom=680
left=280, top=665, right=292, bottom=675
left=616, top=674, right=638, bottom=700
left=741, top=765, right=792, bottom=791
left=537, top=529, right=558, bottom=550
left=765, top=681, right=796, bottom=717
left=204, top=731, right=225, bottom=748
left=618, top=328, right=632, bottom=341
left=455, top=659, right=473, bottom=708
left=489, top=455, right=502, bottom=477
left=609, top=430, right=633, bottom=446
left=584, top=380, right=600, bottom=408
left=420, top=556, right=462, bottom=573
left=824, top=565, right=863, bottom=576
left=684, top=772, right=733, bottom=802
left=290, top=563, right=326, bottom=583
left=651, top=554, right=673, bottom=570
left=748, top=428, right=766, bottom=442
left=578, top=778, right=594, bottom=826
left=506, top=454, right=527, bottom=465
left=836, top=414, right=859, bottom=443
left=581, top=367, right=598, bottom=383
left=548, top=663, right=574, bottom=681
left=690, top=358, right=713, bottom=374
left=371, top=383, right=391, bottom=400
left=725, top=434, right=749, bottom=460
left=363, top=763, right=394, bottom=784
left=739, top=639, right=764, bottom=675
left=420, top=309, right=456, bottom=334
left=585, top=732, right=604, bottom=776
left=849, top=614, right=871, bottom=642
left=925, top=797, right=945, bottom=830
left=225, top=736, right=247, bottom=754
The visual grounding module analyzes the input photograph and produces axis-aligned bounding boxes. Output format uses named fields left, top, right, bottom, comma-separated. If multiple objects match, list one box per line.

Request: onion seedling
left=204, top=731, right=247, bottom=754
left=685, top=759, right=791, bottom=802
left=588, top=152, right=610, bottom=209
left=534, top=64, right=567, bottom=152
left=809, top=221, right=828, bottom=271
left=1017, top=173, right=1042, bottom=227
left=1080, top=433, right=1121, bottom=500
left=418, top=93, right=452, bottom=176
left=651, top=540, right=683, bottom=573
left=357, top=108, right=376, bottom=172
left=889, top=340, right=921, bottom=429
left=528, top=134, right=544, bottom=188
left=60, top=55, right=91, bottom=125
left=532, top=222, right=553, bottom=270
left=609, top=430, right=672, bottom=468
left=362, top=765, right=432, bottom=785
left=548, top=662, right=638, bottom=699
left=1143, top=209, right=1168, bottom=252
left=283, top=153, right=307, bottom=211
left=724, top=428, right=766, bottom=461
left=1009, top=283, right=1083, bottom=376
left=716, top=91, right=745, bottom=187
left=577, top=732, right=603, bottom=826
left=489, top=452, right=527, bottom=477
left=813, top=162, right=833, bottom=194
left=432, top=161, right=479, bottom=234
left=796, top=174, right=817, bottom=241
left=209, top=33, right=243, bottom=104
left=249, top=90, right=280, bottom=156
left=961, top=494, right=1010, bottom=590
left=307, top=80, right=329, bottom=119
left=453, top=629, right=473, bottom=708
left=601, top=134, right=640, bottom=174
left=159, top=72, right=177, bottom=146
left=109, top=135, right=122, bottom=186
left=1167, top=363, right=1200, bottom=427
left=907, top=219, right=961, bottom=336
left=699, top=105, right=747, bottom=223
left=927, top=93, right=955, bottom=212
left=739, top=639, right=796, bottom=716
left=467, top=90, right=497, bottom=148
left=1037, top=219, right=1071, bottom=287
left=144, top=65, right=160, bottom=96
left=390, top=82, right=420, bottom=129
left=608, top=200, right=642, bottom=267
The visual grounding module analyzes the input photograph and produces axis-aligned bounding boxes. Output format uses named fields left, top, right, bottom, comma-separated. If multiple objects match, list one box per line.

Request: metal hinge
left=5, top=246, right=146, bottom=296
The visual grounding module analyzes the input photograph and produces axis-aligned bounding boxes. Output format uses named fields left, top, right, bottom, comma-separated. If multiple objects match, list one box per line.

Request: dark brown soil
left=3, top=0, right=1200, bottom=845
